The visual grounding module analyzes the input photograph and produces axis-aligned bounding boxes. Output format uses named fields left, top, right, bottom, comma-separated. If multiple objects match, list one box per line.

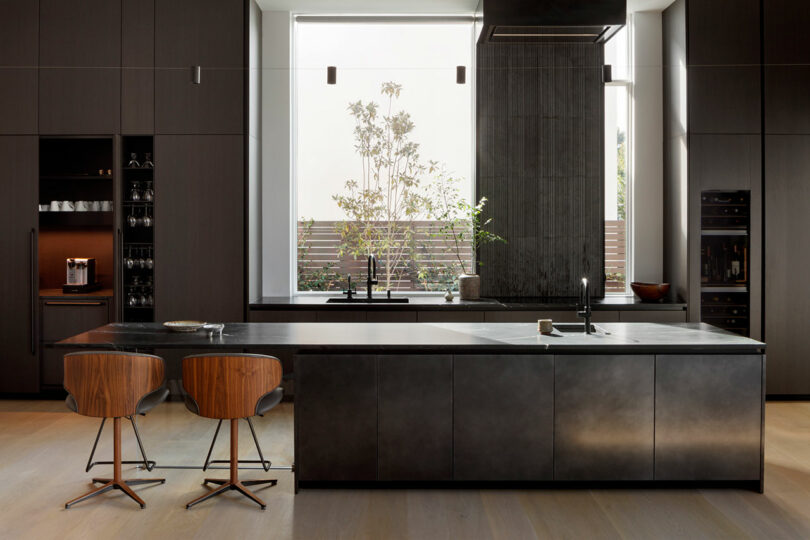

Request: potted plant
left=428, top=173, right=505, bottom=300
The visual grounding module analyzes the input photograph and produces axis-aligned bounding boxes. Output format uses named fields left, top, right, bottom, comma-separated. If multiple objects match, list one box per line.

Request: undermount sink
left=553, top=323, right=607, bottom=334
left=326, top=297, right=410, bottom=304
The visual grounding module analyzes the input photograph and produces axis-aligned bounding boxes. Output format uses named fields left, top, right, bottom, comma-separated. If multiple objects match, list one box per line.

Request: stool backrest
left=182, top=354, right=283, bottom=419
left=64, top=351, right=165, bottom=418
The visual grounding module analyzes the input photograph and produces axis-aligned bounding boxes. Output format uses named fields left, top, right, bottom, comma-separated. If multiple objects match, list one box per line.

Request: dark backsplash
left=476, top=42, right=605, bottom=297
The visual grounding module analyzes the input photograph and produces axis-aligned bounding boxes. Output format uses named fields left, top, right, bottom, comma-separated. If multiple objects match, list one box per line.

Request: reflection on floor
left=1, top=400, right=810, bottom=539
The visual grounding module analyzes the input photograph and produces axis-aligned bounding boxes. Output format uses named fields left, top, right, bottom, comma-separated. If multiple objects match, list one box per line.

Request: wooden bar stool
left=63, top=351, right=167, bottom=509
left=182, top=353, right=283, bottom=510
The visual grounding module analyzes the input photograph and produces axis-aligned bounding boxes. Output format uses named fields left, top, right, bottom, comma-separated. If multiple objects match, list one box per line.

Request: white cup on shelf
left=75, top=201, right=89, bottom=212
left=38, top=204, right=48, bottom=212
left=49, top=200, right=61, bottom=212
left=100, top=200, right=112, bottom=212
left=61, top=201, right=75, bottom=212
left=89, top=201, right=101, bottom=211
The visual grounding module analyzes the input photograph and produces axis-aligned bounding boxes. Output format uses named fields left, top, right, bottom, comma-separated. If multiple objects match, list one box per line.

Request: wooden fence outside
left=298, top=219, right=627, bottom=293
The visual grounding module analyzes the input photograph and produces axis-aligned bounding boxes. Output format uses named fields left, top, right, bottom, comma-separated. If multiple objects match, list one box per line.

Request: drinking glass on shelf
left=143, top=181, right=154, bottom=202
left=127, top=153, right=140, bottom=168
left=137, top=248, right=146, bottom=269
left=145, top=248, right=154, bottom=270
left=124, top=247, right=134, bottom=269
left=139, top=288, right=148, bottom=307
left=129, top=181, right=141, bottom=202
left=127, top=207, right=138, bottom=228
left=142, top=153, right=154, bottom=169
left=128, top=292, right=139, bottom=307
left=142, top=208, right=153, bottom=228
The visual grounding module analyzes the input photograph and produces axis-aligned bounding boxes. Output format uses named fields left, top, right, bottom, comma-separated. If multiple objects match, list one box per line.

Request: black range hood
left=476, top=0, right=626, bottom=44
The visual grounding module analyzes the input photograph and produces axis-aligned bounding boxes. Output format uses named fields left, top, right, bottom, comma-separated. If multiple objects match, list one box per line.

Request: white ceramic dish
left=163, top=320, right=206, bottom=333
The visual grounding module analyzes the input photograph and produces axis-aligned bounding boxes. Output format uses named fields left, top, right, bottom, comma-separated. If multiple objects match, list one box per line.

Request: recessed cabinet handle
left=30, top=228, right=36, bottom=355
left=45, top=302, right=104, bottom=306
left=192, top=65, right=201, bottom=84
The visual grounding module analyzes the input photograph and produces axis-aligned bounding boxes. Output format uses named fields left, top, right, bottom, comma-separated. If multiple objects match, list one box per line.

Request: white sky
left=295, top=22, right=474, bottom=221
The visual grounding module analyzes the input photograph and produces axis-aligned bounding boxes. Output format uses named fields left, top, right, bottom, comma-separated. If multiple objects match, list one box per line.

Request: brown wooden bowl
left=630, top=282, right=671, bottom=302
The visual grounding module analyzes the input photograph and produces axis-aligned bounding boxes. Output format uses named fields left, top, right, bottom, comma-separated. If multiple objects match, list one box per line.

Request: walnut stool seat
left=63, top=351, right=167, bottom=509
left=183, top=353, right=284, bottom=510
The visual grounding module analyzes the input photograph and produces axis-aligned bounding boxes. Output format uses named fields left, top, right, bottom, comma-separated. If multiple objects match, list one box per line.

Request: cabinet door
left=454, top=354, right=554, bottom=480
left=38, top=0, right=121, bottom=134
left=155, top=0, right=243, bottom=68
left=378, top=355, right=452, bottom=481
left=39, top=0, right=120, bottom=68
left=0, top=137, right=38, bottom=393
left=295, top=354, right=377, bottom=482
left=655, top=355, right=763, bottom=480
left=41, top=299, right=110, bottom=342
left=154, top=135, right=244, bottom=322
left=39, top=68, right=120, bottom=135
left=155, top=68, right=243, bottom=134
left=155, top=0, right=243, bottom=134
left=122, top=0, right=155, bottom=134
left=765, top=135, right=810, bottom=394
left=0, top=0, right=38, bottom=134
left=555, top=355, right=654, bottom=481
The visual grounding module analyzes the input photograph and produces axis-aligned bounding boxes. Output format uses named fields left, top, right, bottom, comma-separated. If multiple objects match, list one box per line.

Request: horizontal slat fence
left=605, top=219, right=627, bottom=293
left=298, top=219, right=627, bottom=294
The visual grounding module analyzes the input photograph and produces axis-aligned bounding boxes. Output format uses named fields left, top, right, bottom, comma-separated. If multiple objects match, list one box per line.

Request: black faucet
left=342, top=274, right=356, bottom=299
left=367, top=254, right=378, bottom=300
left=577, top=277, right=592, bottom=334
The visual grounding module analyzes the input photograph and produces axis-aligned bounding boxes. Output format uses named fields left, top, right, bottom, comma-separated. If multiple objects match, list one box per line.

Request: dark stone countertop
left=249, top=295, right=687, bottom=312
left=55, top=322, right=762, bottom=354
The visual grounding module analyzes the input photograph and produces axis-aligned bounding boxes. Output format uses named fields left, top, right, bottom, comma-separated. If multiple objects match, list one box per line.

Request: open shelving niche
left=38, top=137, right=115, bottom=296
left=121, top=136, right=155, bottom=322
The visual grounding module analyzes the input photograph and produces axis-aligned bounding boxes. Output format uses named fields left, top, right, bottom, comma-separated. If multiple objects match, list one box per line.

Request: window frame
left=290, top=15, right=477, bottom=295
left=604, top=18, right=634, bottom=296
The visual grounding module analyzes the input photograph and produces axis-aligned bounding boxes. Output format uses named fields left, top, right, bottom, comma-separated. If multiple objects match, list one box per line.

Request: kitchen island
left=56, top=322, right=766, bottom=491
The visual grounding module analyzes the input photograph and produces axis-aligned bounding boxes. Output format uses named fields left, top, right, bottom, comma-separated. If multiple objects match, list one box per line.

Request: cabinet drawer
left=41, top=299, right=110, bottom=342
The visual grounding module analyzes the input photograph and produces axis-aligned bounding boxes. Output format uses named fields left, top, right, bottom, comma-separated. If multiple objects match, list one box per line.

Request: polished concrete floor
left=2, top=399, right=810, bottom=539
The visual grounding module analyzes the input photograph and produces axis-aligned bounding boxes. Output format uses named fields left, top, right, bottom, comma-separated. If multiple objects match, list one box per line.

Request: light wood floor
left=2, top=401, right=810, bottom=539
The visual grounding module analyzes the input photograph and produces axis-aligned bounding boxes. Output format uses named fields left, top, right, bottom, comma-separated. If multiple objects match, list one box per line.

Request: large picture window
left=604, top=24, right=632, bottom=294
left=294, top=18, right=474, bottom=293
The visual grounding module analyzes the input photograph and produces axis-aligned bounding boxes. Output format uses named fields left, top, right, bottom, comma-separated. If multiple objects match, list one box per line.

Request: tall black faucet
left=577, top=277, right=592, bottom=334
left=367, top=254, right=378, bottom=300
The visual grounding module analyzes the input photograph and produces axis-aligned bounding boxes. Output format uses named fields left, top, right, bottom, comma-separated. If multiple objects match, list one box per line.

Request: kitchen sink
left=326, top=297, right=410, bottom=304
left=553, top=323, right=607, bottom=333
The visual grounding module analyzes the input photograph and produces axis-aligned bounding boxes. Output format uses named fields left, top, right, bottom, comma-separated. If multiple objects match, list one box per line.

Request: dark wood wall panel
left=0, top=0, right=38, bottom=134
left=477, top=43, right=604, bottom=297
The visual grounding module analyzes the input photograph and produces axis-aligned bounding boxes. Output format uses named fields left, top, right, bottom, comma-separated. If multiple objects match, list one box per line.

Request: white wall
left=261, top=11, right=293, bottom=297
left=631, top=11, right=664, bottom=283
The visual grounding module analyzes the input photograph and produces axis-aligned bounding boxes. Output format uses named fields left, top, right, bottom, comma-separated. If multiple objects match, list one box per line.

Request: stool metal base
left=64, top=478, right=166, bottom=509
left=185, top=478, right=277, bottom=510
left=86, top=416, right=156, bottom=472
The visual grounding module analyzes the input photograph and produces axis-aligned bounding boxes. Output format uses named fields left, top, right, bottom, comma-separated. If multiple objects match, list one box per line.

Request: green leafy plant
left=426, top=171, right=505, bottom=276
left=297, top=218, right=338, bottom=291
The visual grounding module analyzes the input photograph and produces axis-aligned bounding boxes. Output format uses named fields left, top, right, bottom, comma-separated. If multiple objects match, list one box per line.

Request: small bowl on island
left=630, top=282, right=671, bottom=302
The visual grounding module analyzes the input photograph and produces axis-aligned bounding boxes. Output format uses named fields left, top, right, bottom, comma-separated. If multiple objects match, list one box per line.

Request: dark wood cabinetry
left=39, top=69, right=121, bottom=135
left=154, top=135, right=244, bottom=322
left=655, top=355, right=763, bottom=480
left=40, top=297, right=112, bottom=386
left=38, top=0, right=121, bottom=134
left=0, top=0, right=38, bottom=135
left=122, top=0, right=155, bottom=134
left=295, top=354, right=378, bottom=482
left=454, top=354, right=554, bottom=481
left=378, top=355, right=452, bottom=481
left=0, top=136, right=39, bottom=393
left=764, top=136, right=810, bottom=394
left=155, top=0, right=244, bottom=134
left=554, top=355, right=654, bottom=481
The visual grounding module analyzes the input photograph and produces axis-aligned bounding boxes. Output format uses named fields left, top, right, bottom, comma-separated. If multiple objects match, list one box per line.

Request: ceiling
left=257, top=0, right=676, bottom=14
